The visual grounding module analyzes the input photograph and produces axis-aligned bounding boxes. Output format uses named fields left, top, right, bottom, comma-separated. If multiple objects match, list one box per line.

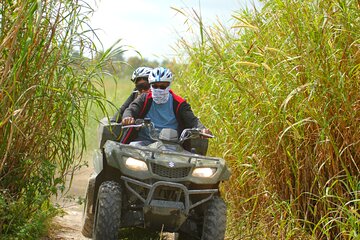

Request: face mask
left=151, top=86, right=170, bottom=104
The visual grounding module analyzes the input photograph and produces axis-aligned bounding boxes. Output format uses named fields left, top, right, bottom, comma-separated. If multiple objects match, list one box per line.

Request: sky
left=87, top=0, right=258, bottom=61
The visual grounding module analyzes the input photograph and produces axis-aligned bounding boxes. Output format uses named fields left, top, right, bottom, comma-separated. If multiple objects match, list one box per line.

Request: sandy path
left=47, top=163, right=93, bottom=240
left=46, top=158, right=175, bottom=240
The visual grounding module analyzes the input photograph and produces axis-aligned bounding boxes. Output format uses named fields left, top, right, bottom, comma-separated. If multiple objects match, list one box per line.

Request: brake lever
left=192, top=128, right=214, bottom=138
left=199, top=132, right=214, bottom=138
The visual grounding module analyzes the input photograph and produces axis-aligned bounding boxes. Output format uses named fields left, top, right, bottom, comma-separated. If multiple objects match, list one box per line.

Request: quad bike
left=81, top=118, right=231, bottom=240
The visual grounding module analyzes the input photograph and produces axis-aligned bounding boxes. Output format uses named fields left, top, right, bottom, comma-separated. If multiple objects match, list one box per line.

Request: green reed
left=0, top=0, right=122, bottom=238
left=173, top=0, right=359, bottom=239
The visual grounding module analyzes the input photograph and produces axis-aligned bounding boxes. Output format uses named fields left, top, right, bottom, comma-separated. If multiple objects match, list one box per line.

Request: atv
left=81, top=118, right=231, bottom=240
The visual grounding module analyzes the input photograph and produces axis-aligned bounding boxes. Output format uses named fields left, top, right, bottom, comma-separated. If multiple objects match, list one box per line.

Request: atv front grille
left=150, top=163, right=191, bottom=178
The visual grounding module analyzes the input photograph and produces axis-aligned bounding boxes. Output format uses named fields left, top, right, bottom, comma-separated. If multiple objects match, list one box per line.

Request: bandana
left=151, top=86, right=170, bottom=104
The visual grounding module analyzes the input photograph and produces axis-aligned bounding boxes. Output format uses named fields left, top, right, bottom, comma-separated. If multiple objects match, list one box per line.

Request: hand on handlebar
left=122, top=117, right=135, bottom=125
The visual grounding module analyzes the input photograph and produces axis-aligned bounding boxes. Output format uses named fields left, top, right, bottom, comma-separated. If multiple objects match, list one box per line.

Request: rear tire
left=81, top=174, right=95, bottom=238
left=93, top=181, right=122, bottom=240
left=201, top=196, right=227, bottom=240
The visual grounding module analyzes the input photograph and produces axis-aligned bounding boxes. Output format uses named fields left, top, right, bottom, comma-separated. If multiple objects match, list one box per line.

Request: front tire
left=93, top=181, right=122, bottom=240
left=201, top=196, right=227, bottom=240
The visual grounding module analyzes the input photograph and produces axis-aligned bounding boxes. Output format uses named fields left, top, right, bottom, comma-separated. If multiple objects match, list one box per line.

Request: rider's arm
left=179, top=102, right=212, bottom=138
left=122, top=93, right=146, bottom=125
left=111, top=91, right=137, bottom=123
left=178, top=101, right=205, bottom=129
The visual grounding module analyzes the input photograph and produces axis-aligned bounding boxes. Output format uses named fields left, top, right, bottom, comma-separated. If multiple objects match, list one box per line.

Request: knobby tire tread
left=93, top=181, right=122, bottom=240
left=81, top=175, right=95, bottom=238
left=201, top=196, right=227, bottom=240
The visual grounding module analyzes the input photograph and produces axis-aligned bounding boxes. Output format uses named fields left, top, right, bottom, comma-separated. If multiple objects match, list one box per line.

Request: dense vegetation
left=1, top=0, right=358, bottom=239
left=174, top=0, right=359, bottom=239
left=0, top=0, right=120, bottom=238
left=0, top=0, right=173, bottom=238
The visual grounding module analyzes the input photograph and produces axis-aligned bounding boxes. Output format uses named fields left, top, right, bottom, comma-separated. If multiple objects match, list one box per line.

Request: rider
left=121, top=67, right=211, bottom=145
left=111, top=66, right=153, bottom=122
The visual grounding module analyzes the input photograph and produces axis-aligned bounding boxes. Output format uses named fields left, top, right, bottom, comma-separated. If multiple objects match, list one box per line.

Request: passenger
left=111, top=66, right=152, bottom=122
left=121, top=67, right=211, bottom=146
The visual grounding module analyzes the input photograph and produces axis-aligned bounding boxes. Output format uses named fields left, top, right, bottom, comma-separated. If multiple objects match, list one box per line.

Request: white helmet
left=148, top=67, right=173, bottom=84
left=131, top=67, right=153, bottom=82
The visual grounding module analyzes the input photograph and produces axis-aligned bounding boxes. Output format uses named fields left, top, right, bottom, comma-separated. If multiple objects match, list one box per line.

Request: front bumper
left=121, top=176, right=218, bottom=231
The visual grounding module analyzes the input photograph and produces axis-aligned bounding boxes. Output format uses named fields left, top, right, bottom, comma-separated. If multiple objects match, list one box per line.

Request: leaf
left=236, top=61, right=260, bottom=68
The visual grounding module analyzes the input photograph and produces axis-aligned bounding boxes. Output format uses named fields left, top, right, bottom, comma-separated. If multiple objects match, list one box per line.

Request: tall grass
left=173, top=0, right=359, bottom=239
left=0, top=0, right=121, bottom=238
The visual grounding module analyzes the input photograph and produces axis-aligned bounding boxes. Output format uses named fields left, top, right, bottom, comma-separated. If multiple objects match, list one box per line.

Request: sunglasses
left=136, top=82, right=150, bottom=91
left=135, top=77, right=148, bottom=82
left=151, top=84, right=169, bottom=90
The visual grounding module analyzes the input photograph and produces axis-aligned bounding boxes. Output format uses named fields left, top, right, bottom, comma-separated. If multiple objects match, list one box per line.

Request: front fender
left=93, top=149, right=103, bottom=175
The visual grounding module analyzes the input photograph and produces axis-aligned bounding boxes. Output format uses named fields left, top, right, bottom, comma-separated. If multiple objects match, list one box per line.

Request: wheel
left=177, top=220, right=199, bottom=240
left=200, top=196, right=227, bottom=240
left=177, top=232, right=197, bottom=240
left=81, top=174, right=96, bottom=238
left=93, top=181, right=122, bottom=240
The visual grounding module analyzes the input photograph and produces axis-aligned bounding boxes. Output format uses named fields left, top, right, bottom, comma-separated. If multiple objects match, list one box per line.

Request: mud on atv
left=81, top=118, right=231, bottom=240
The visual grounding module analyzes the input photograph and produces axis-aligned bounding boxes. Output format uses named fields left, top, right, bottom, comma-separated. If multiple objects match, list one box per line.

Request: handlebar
left=121, top=118, right=153, bottom=129
left=119, top=118, right=213, bottom=142
left=121, top=123, right=143, bottom=129
left=179, top=128, right=214, bottom=143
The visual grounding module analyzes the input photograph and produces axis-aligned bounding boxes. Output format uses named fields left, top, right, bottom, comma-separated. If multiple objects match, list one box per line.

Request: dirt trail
left=46, top=158, right=176, bottom=240
left=47, top=164, right=93, bottom=240
left=46, top=163, right=175, bottom=240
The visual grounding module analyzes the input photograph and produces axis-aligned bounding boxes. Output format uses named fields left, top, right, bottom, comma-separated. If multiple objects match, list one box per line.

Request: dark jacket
left=121, top=90, right=205, bottom=144
left=111, top=89, right=138, bottom=123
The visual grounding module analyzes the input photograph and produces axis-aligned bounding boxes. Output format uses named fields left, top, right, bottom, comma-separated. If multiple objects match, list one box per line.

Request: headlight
left=125, top=157, right=148, bottom=171
left=192, top=167, right=216, bottom=178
